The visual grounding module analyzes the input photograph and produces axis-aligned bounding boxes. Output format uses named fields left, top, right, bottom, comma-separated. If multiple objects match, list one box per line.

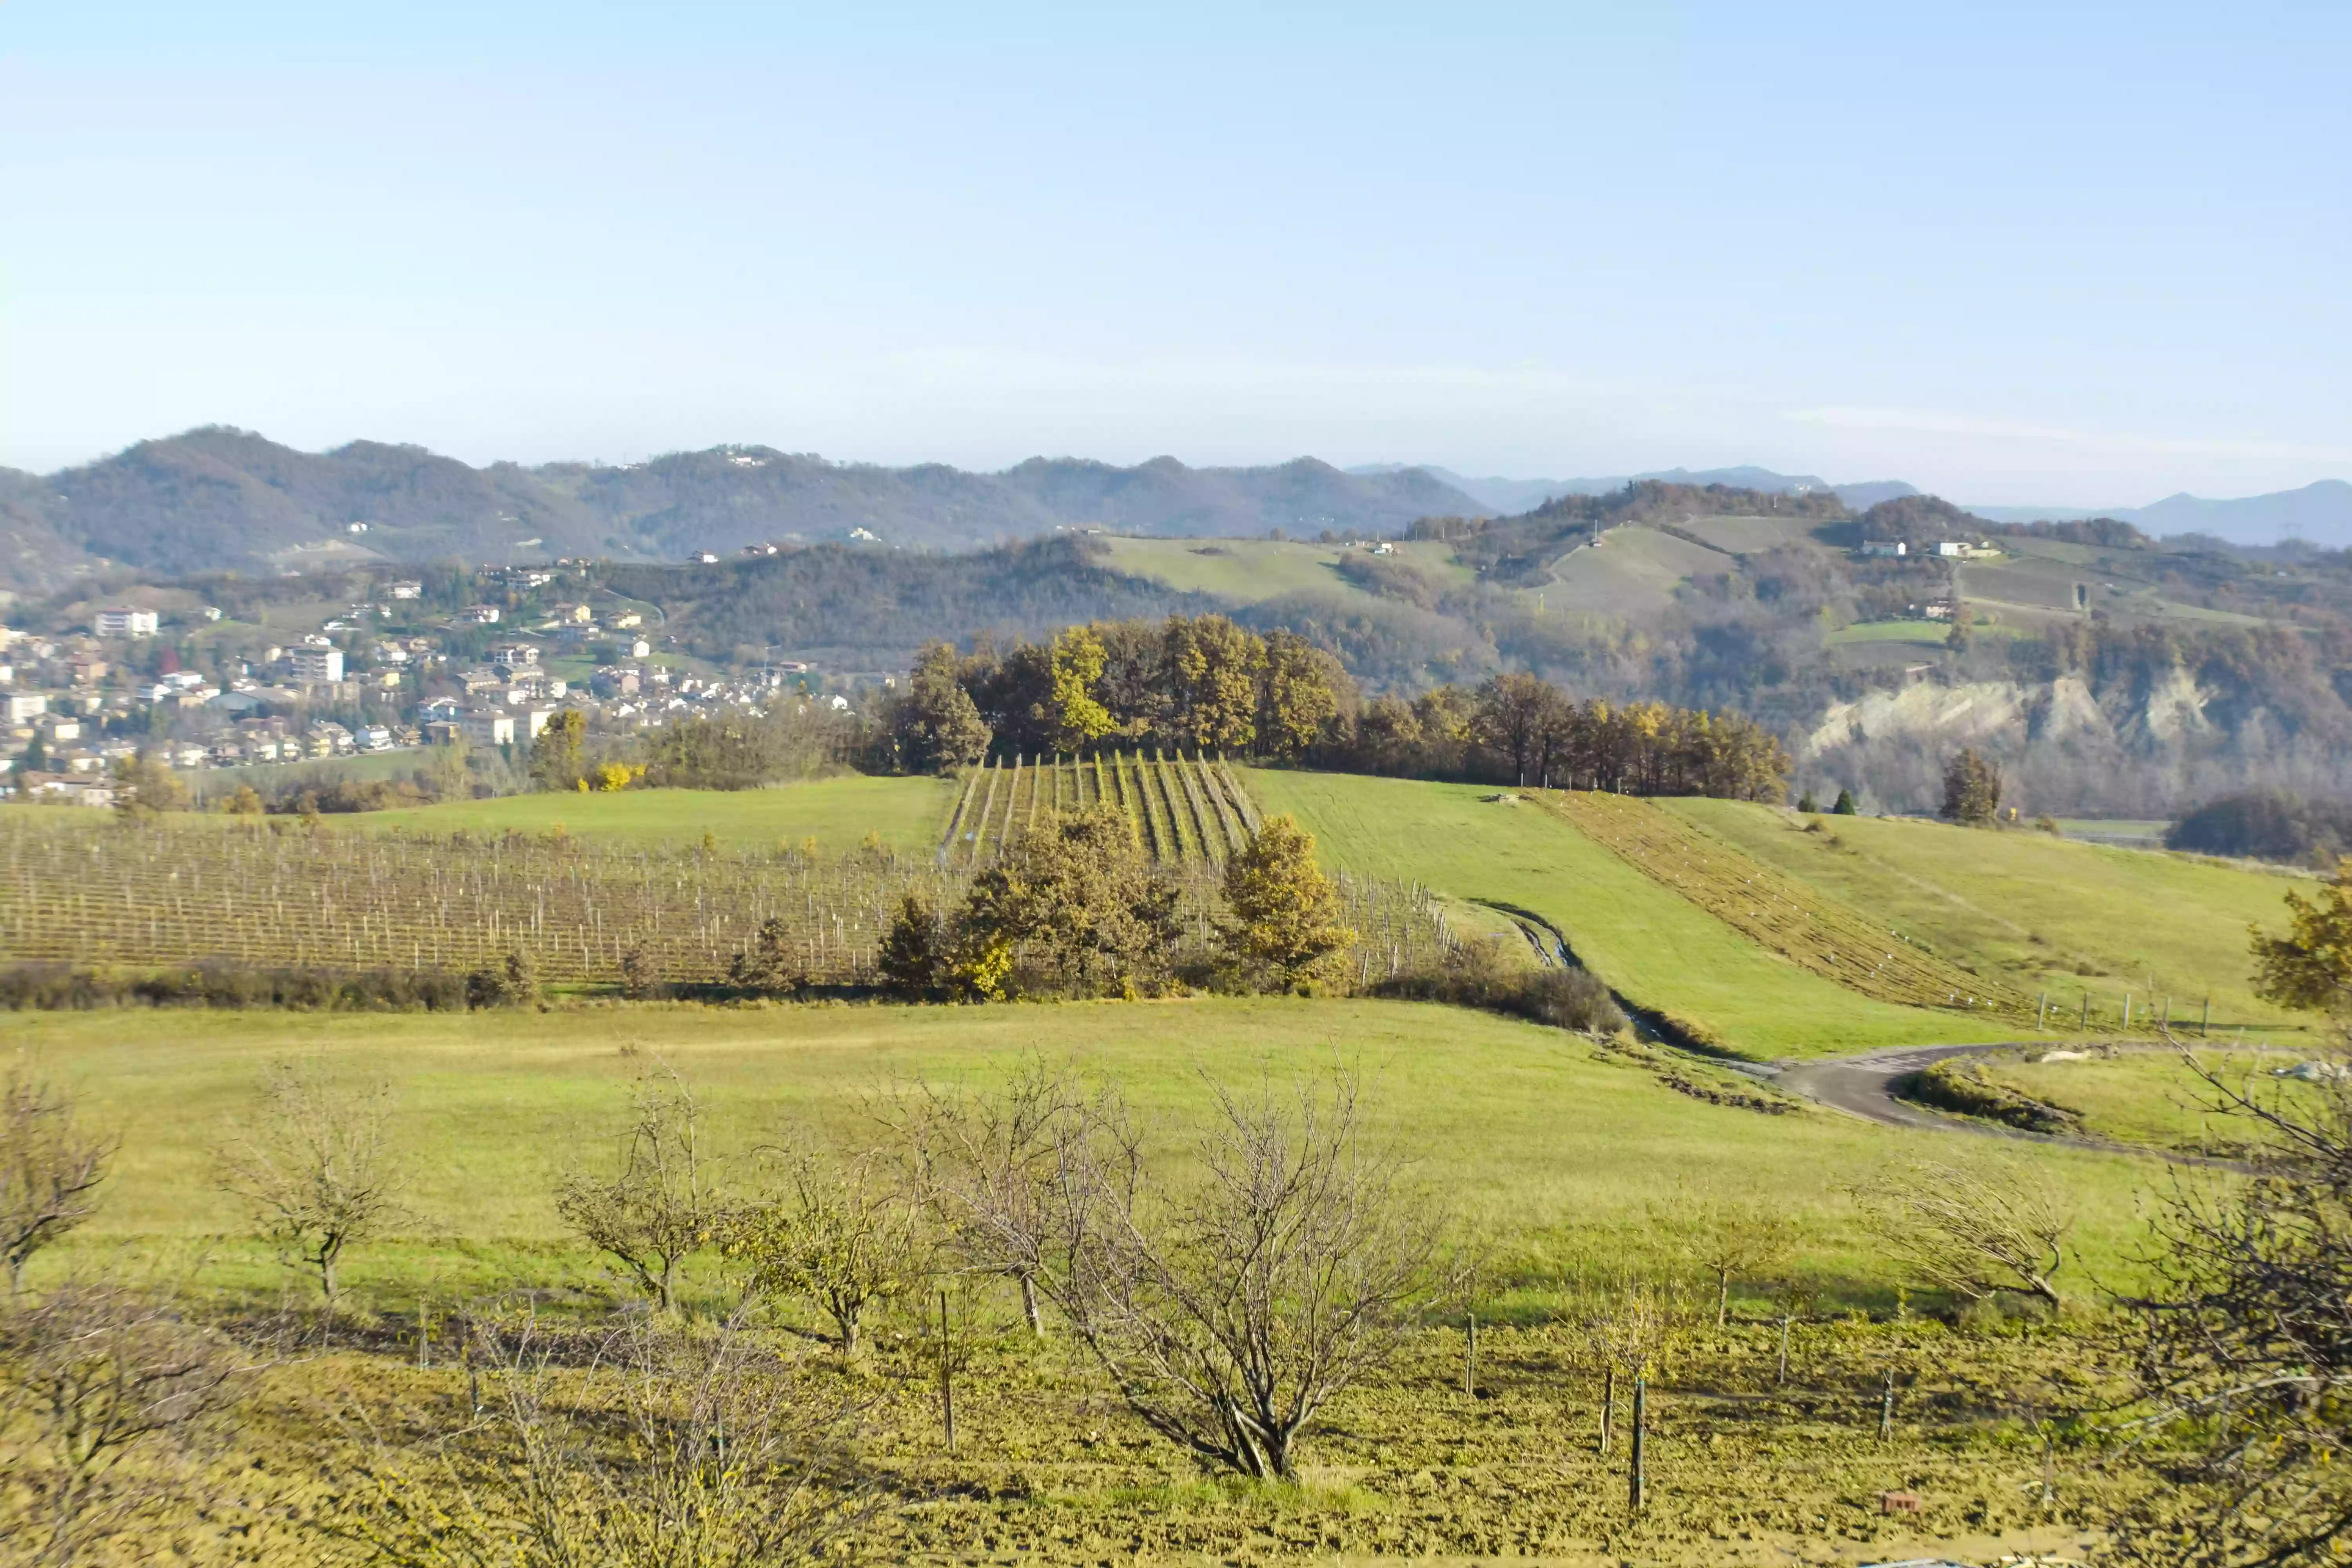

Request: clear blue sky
left=4, top=1, right=2346, bottom=504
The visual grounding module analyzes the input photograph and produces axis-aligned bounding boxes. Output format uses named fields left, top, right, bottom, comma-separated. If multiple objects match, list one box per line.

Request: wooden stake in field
left=939, top=1289, right=956, bottom=1452
left=1600, top=1364, right=1615, bottom=1454
left=1879, top=1369, right=1895, bottom=1441
left=1464, top=1311, right=1478, bottom=1397
left=1629, top=1373, right=1648, bottom=1515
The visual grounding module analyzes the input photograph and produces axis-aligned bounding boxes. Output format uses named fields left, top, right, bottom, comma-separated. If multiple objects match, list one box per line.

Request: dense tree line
left=602, top=538, right=1220, bottom=668
left=880, top=615, right=1349, bottom=769
left=880, top=621, right=1788, bottom=800
left=2166, top=789, right=2352, bottom=865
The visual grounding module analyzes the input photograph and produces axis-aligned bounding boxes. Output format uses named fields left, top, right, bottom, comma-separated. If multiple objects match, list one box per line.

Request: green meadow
left=356, top=775, right=961, bottom=852
left=1243, top=768, right=2016, bottom=1058
left=8, top=996, right=2155, bottom=1314
left=1667, top=799, right=2310, bottom=1036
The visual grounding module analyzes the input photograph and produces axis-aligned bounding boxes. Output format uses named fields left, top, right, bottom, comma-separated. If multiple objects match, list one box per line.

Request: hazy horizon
left=7, top=2, right=2347, bottom=506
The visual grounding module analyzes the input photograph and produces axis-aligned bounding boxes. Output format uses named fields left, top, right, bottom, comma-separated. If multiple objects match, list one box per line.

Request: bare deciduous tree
left=554, top=1066, right=725, bottom=1314
left=887, top=1058, right=1102, bottom=1335
left=1031, top=1070, right=1438, bottom=1480
left=0, top=1272, right=245, bottom=1566
left=1862, top=1156, right=2071, bottom=1309
left=1654, top=1186, right=1799, bottom=1326
left=1, top=1065, right=115, bottom=1295
left=348, top=1304, right=872, bottom=1568
left=722, top=1146, right=930, bottom=1354
left=215, top=1062, right=404, bottom=1316
left=2105, top=1041, right=2352, bottom=1567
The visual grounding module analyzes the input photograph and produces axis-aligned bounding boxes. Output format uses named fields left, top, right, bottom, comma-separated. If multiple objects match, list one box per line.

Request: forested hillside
left=0, top=430, right=1489, bottom=591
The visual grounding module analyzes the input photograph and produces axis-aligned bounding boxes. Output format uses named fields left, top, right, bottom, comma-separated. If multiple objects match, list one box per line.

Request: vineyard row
left=938, top=751, right=1263, bottom=866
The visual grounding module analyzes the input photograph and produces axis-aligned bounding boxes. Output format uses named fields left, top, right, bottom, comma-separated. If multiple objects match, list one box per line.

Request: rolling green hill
left=1242, top=769, right=2014, bottom=1058
left=1663, top=799, right=2311, bottom=1036
left=7, top=996, right=2152, bottom=1308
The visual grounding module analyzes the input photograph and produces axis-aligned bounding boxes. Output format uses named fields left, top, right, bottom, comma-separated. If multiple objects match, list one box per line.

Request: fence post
left=1629, top=1373, right=1648, bottom=1514
left=1464, top=1311, right=1478, bottom=1397
left=1879, top=1369, right=1895, bottom=1441
left=939, top=1289, right=956, bottom=1452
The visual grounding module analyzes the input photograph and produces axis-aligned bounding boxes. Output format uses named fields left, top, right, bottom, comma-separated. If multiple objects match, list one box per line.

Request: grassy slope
left=1092, top=536, right=1471, bottom=606
left=1242, top=770, right=2014, bottom=1058
left=1540, top=527, right=1730, bottom=618
left=354, top=775, right=961, bottom=851
left=1663, top=800, right=2310, bottom=1036
left=7, top=997, right=2148, bottom=1308
left=1973, top=1046, right=2310, bottom=1154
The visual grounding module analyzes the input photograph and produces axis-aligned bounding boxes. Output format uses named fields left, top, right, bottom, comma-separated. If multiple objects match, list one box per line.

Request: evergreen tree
left=1832, top=787, right=1858, bottom=815
left=1940, top=749, right=2001, bottom=825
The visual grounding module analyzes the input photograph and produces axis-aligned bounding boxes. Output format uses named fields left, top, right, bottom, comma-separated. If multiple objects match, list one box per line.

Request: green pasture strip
left=354, top=776, right=960, bottom=854
left=941, top=766, right=981, bottom=853
left=4, top=998, right=2154, bottom=1312
left=1664, top=800, right=2309, bottom=1036
left=1157, top=753, right=1203, bottom=860
left=1218, top=758, right=1263, bottom=833
left=969, top=759, right=1004, bottom=860
left=1241, top=770, right=2013, bottom=1059
left=1975, top=1045, right=2319, bottom=1155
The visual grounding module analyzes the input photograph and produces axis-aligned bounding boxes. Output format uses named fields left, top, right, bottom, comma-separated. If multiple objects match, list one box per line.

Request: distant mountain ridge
left=1361, top=463, right=2352, bottom=548
left=6, top=426, right=2347, bottom=597
left=0, top=430, right=1492, bottom=594
left=1347, top=463, right=1920, bottom=515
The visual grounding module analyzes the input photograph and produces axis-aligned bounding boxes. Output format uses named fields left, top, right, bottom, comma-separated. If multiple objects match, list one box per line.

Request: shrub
left=1373, top=936, right=1627, bottom=1034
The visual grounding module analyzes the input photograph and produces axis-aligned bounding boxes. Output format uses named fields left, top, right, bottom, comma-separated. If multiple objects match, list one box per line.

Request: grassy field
left=1664, top=800, right=2310, bottom=1036
left=1091, top=535, right=1470, bottom=606
left=1539, top=526, right=1732, bottom=619
left=1242, top=771, right=2015, bottom=1058
left=1825, top=620, right=1954, bottom=646
left=1973, top=1044, right=2318, bottom=1155
left=357, top=775, right=960, bottom=851
left=11, top=997, right=2156, bottom=1310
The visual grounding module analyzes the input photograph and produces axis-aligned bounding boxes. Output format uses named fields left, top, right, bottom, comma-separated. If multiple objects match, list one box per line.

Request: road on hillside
left=1773, top=1043, right=2016, bottom=1133
left=1773, top=1041, right=2239, bottom=1165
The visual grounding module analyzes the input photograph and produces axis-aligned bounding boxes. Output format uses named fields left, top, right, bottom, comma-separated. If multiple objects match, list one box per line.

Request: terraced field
left=1666, top=798, right=2308, bottom=1035
left=940, top=751, right=1259, bottom=864
left=1539, top=791, right=2046, bottom=1030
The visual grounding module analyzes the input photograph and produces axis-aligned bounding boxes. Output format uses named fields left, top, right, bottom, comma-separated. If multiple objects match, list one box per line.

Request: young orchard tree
left=722, top=1147, right=930, bottom=1354
left=214, top=1062, right=405, bottom=1316
left=1862, top=1156, right=2071, bottom=1309
left=555, top=1066, right=726, bottom=1314
left=0, top=1272, right=245, bottom=1564
left=1221, top=814, right=1354, bottom=989
left=0, top=1064, right=115, bottom=1294
left=1031, top=1070, right=1438, bottom=1481
left=1655, top=1187, right=1798, bottom=1326
left=351, top=1305, right=873, bottom=1568
left=887, top=1058, right=1105, bottom=1335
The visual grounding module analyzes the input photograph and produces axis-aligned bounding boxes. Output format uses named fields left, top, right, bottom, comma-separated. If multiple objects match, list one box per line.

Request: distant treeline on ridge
left=878, top=614, right=1790, bottom=802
